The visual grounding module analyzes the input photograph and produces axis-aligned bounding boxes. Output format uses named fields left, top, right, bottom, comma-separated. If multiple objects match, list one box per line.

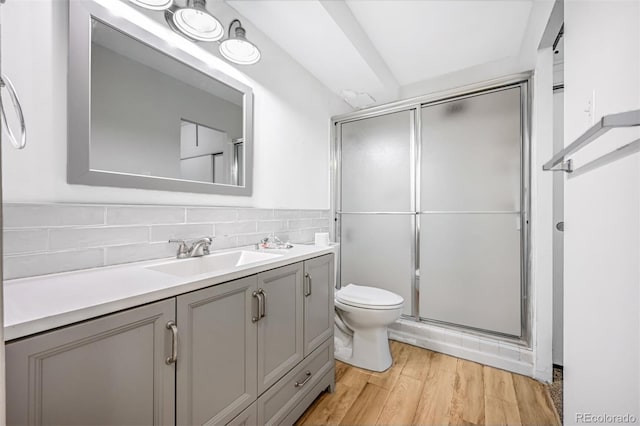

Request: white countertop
left=4, top=244, right=337, bottom=341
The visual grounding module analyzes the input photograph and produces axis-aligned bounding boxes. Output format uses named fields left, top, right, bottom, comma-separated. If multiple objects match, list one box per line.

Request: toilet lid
left=336, top=284, right=404, bottom=309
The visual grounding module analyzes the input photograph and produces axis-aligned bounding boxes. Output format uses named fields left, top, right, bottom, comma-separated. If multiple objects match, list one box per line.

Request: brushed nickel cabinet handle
left=305, top=273, right=312, bottom=297
left=165, top=321, right=178, bottom=365
left=259, top=288, right=266, bottom=318
left=294, top=371, right=312, bottom=388
left=252, top=291, right=261, bottom=322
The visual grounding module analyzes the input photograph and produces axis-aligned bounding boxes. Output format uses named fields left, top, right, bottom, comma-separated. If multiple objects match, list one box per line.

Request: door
left=176, top=275, right=258, bottom=426
left=303, top=254, right=335, bottom=356
left=419, top=87, right=523, bottom=336
left=257, top=263, right=304, bottom=394
left=338, top=110, right=416, bottom=316
left=6, top=299, right=176, bottom=426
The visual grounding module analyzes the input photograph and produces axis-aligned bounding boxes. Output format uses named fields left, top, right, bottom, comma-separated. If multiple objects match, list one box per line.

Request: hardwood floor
left=296, top=341, right=560, bottom=426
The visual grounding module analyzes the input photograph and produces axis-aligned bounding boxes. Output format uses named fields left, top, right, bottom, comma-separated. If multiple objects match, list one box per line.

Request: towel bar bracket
left=543, top=159, right=573, bottom=173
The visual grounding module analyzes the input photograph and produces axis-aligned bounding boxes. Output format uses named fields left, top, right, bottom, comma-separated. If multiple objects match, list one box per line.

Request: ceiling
left=226, top=0, right=547, bottom=108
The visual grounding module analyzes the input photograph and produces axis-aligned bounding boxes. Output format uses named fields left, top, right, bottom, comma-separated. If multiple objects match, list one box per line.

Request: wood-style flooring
left=296, top=341, right=560, bottom=426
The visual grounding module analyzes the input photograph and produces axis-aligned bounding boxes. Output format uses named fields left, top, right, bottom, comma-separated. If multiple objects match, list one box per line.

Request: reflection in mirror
left=89, top=18, right=245, bottom=186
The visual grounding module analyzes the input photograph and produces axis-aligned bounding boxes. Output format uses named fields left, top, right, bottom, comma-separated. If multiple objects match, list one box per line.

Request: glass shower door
left=339, top=110, right=415, bottom=316
left=419, top=87, right=523, bottom=336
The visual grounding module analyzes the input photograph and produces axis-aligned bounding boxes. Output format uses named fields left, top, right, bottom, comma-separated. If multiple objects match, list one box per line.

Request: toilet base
left=334, top=327, right=392, bottom=372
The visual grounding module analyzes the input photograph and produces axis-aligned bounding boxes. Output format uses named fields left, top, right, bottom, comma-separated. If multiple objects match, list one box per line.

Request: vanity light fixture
left=165, top=0, right=224, bottom=42
left=128, top=0, right=174, bottom=11
left=129, top=0, right=261, bottom=64
left=218, top=19, right=261, bottom=65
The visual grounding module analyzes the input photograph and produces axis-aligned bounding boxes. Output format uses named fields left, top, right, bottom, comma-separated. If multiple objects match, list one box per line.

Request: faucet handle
left=169, top=239, right=190, bottom=258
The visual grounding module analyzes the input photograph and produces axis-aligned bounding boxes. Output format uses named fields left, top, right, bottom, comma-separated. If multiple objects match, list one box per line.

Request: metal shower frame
left=330, top=73, right=533, bottom=345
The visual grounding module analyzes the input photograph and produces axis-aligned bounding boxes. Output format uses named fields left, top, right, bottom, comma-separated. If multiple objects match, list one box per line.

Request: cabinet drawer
left=280, top=368, right=335, bottom=426
left=258, top=338, right=333, bottom=426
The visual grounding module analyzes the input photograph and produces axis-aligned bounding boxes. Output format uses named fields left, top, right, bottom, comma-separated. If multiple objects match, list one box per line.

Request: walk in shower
left=333, top=78, right=530, bottom=339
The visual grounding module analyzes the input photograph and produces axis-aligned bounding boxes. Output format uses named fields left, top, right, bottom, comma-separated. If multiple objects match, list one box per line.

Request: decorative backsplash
left=2, top=203, right=331, bottom=280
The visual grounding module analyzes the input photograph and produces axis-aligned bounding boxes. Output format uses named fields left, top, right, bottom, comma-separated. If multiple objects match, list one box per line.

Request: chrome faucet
left=169, top=237, right=214, bottom=259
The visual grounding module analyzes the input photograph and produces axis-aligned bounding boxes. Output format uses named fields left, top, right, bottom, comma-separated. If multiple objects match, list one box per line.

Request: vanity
left=4, top=245, right=335, bottom=425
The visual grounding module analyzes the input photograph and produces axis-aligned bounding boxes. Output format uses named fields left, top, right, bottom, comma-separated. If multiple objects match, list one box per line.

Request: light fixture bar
left=131, top=0, right=261, bottom=64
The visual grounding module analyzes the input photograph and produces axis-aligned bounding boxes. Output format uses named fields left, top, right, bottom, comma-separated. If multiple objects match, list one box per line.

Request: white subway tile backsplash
left=105, top=242, right=175, bottom=265
left=257, top=220, right=287, bottom=233
left=236, top=233, right=266, bottom=246
left=3, top=229, right=49, bottom=254
left=4, top=249, right=104, bottom=280
left=274, top=210, right=301, bottom=219
left=288, top=229, right=314, bottom=244
left=299, top=210, right=327, bottom=218
left=274, top=232, right=290, bottom=242
left=4, top=204, right=104, bottom=228
left=186, top=208, right=237, bottom=223
left=3, top=203, right=329, bottom=279
left=50, top=226, right=149, bottom=250
left=213, top=235, right=238, bottom=250
left=237, top=209, right=274, bottom=220
left=288, top=219, right=313, bottom=230
left=311, top=218, right=330, bottom=228
left=151, top=224, right=214, bottom=242
left=216, top=221, right=257, bottom=236
left=106, top=206, right=184, bottom=225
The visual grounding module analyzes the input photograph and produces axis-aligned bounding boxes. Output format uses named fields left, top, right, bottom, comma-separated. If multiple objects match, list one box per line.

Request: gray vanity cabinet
left=256, top=263, right=304, bottom=395
left=6, top=299, right=176, bottom=426
left=176, top=275, right=258, bottom=426
left=5, top=253, right=335, bottom=426
left=303, top=254, right=335, bottom=356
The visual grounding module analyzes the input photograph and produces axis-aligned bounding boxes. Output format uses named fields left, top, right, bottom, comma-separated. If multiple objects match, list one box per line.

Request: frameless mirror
left=68, top=1, right=253, bottom=195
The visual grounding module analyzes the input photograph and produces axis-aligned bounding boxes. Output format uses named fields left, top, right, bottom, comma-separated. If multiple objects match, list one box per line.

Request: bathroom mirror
left=68, top=1, right=253, bottom=195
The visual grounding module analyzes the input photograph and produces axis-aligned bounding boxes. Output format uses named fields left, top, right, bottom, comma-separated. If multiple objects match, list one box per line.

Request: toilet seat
left=336, top=284, right=404, bottom=310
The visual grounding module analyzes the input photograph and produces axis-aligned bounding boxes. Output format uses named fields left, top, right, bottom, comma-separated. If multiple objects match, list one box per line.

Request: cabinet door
left=6, top=299, right=176, bottom=426
left=303, top=254, right=335, bottom=356
left=176, top=275, right=258, bottom=426
left=257, top=263, right=304, bottom=394
left=227, top=401, right=258, bottom=426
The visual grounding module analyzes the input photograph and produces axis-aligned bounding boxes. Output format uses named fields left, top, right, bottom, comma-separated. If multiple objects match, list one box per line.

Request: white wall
left=399, top=0, right=554, bottom=100
left=0, top=0, right=349, bottom=209
left=564, top=0, right=640, bottom=423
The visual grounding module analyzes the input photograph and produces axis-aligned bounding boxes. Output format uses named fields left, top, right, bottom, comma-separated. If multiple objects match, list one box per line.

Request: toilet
left=334, top=284, right=404, bottom=372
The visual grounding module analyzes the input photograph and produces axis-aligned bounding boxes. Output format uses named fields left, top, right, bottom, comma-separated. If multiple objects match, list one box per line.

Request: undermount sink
left=147, top=250, right=284, bottom=277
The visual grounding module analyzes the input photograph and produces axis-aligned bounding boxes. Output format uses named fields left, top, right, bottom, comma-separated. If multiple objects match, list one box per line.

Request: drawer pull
left=165, top=321, right=178, bottom=365
left=294, top=371, right=312, bottom=388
